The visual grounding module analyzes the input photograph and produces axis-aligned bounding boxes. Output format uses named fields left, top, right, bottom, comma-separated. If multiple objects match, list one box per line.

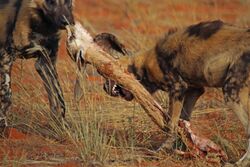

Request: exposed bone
left=112, top=84, right=119, bottom=95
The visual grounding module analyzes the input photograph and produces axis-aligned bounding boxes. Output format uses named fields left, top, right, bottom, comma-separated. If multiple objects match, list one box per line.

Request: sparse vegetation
left=1, top=0, right=250, bottom=166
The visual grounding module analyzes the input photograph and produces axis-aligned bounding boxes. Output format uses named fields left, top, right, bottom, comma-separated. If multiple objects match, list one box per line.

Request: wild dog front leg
left=22, top=39, right=66, bottom=118
left=0, top=50, right=13, bottom=133
left=158, top=79, right=187, bottom=151
left=35, top=55, right=66, bottom=118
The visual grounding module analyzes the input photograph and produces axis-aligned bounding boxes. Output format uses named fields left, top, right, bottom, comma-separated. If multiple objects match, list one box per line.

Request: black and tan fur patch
left=103, top=19, right=250, bottom=124
left=0, top=0, right=74, bottom=129
left=100, top=20, right=250, bottom=166
left=185, top=20, right=223, bottom=39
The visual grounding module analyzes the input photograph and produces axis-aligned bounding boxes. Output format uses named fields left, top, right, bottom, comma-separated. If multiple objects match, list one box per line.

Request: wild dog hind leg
left=0, top=50, right=13, bottom=133
left=223, top=86, right=250, bottom=167
left=236, top=86, right=250, bottom=167
left=223, top=53, right=250, bottom=166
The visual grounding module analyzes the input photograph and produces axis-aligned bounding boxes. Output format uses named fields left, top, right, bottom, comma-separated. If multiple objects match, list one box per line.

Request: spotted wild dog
left=96, top=20, right=250, bottom=166
left=0, top=0, right=74, bottom=133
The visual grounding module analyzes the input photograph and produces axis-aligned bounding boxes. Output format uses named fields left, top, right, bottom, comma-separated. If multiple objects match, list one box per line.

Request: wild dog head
left=31, top=0, right=74, bottom=29
left=102, top=59, right=160, bottom=102
left=102, top=47, right=163, bottom=101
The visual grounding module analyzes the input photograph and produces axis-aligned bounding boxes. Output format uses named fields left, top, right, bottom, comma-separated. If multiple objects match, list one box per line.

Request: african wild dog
left=0, top=0, right=74, bottom=133
left=98, top=20, right=250, bottom=166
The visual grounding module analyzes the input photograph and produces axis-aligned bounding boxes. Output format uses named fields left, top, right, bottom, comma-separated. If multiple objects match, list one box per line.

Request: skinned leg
left=0, top=50, right=13, bottom=134
left=180, top=87, right=205, bottom=121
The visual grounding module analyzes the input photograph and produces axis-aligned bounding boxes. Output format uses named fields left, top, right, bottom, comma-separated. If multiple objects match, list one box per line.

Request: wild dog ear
left=93, top=33, right=130, bottom=59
